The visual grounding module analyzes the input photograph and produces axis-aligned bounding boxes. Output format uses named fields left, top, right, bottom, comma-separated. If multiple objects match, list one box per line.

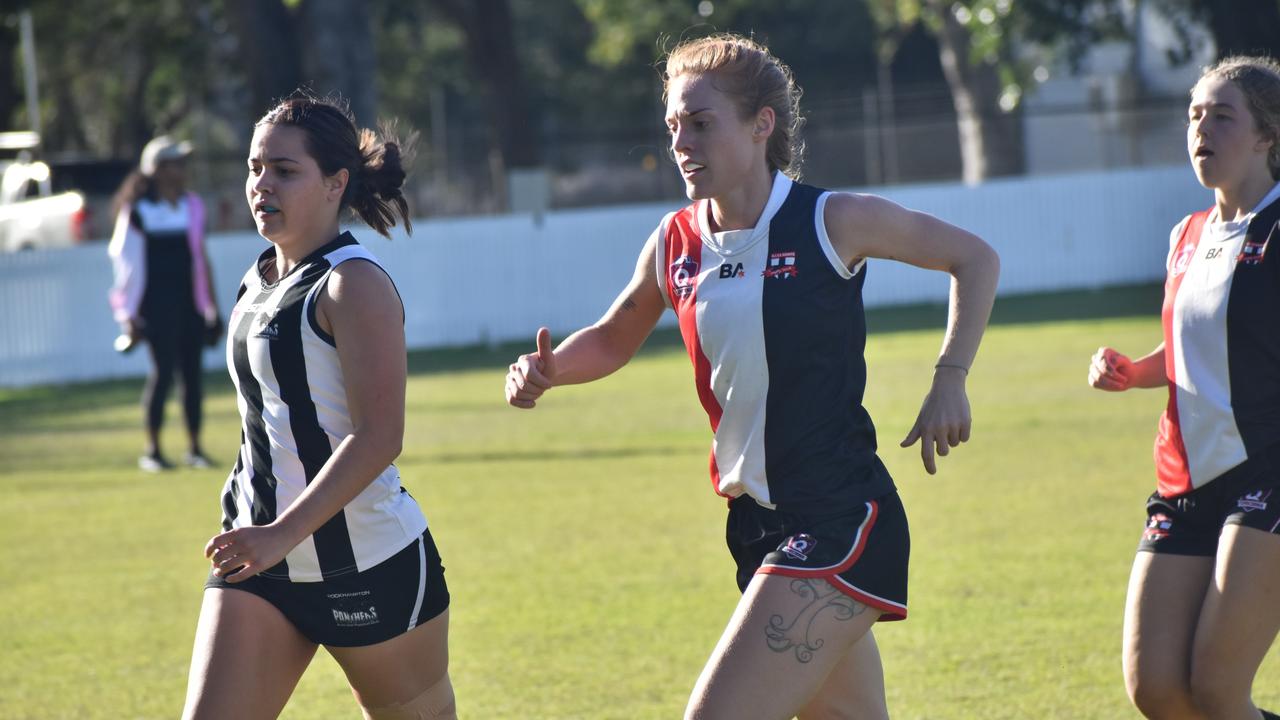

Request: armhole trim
left=304, top=257, right=404, bottom=349
left=655, top=212, right=674, bottom=308
left=815, top=192, right=861, bottom=280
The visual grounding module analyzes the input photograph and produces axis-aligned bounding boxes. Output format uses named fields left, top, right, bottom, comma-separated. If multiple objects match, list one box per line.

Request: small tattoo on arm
left=764, top=579, right=866, bottom=663
left=620, top=297, right=638, bottom=312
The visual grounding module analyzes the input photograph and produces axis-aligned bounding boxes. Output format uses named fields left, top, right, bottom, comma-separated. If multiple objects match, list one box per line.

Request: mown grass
left=3, top=284, right=1278, bottom=718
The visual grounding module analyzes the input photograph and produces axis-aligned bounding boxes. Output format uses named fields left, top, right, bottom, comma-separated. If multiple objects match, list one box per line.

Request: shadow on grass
left=1, top=282, right=1162, bottom=424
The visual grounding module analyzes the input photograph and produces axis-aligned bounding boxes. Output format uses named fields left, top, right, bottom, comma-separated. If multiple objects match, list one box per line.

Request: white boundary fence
left=0, top=165, right=1209, bottom=388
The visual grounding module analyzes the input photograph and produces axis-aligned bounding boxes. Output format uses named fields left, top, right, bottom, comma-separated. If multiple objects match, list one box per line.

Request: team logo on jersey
left=328, top=590, right=380, bottom=627
left=1238, top=489, right=1271, bottom=512
left=1144, top=512, right=1173, bottom=542
left=255, top=309, right=280, bottom=340
left=1171, top=243, right=1197, bottom=276
left=763, top=251, right=798, bottom=279
left=719, top=262, right=745, bottom=278
left=1238, top=226, right=1271, bottom=265
left=779, top=533, right=817, bottom=562
left=670, top=255, right=700, bottom=298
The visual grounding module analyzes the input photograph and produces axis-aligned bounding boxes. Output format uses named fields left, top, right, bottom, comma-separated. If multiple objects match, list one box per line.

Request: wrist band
left=934, top=363, right=969, bottom=375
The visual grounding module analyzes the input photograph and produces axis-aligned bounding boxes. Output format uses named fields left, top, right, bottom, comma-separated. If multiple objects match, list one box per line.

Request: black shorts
left=1139, top=455, right=1280, bottom=557
left=726, top=491, right=909, bottom=621
left=205, top=529, right=449, bottom=647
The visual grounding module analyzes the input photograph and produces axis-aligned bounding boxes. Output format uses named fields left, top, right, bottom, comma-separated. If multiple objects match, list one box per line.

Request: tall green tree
left=869, top=0, right=1124, bottom=183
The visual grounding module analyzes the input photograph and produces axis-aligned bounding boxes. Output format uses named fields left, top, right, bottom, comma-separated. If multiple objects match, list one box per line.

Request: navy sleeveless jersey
left=654, top=172, right=895, bottom=514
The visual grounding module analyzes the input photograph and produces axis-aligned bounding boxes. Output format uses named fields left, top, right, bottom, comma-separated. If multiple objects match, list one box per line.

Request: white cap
left=139, top=135, right=193, bottom=176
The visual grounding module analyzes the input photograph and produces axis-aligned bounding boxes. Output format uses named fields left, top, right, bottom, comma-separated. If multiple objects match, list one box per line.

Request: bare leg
left=798, top=629, right=888, bottom=720
left=182, top=588, right=318, bottom=720
left=1190, top=525, right=1280, bottom=719
left=685, top=575, right=881, bottom=720
left=329, top=608, right=454, bottom=717
left=1122, top=551, right=1214, bottom=719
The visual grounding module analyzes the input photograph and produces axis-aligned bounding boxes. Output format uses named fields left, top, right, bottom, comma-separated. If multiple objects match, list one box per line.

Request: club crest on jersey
left=255, top=309, right=280, bottom=340
left=1238, top=489, right=1271, bottom=512
left=763, top=251, right=798, bottom=279
left=670, top=255, right=700, bottom=298
left=1171, top=243, right=1196, bottom=276
left=1238, top=225, right=1272, bottom=266
left=779, top=533, right=817, bottom=562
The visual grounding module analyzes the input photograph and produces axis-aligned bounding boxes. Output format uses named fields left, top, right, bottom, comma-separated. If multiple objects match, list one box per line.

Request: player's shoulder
left=822, top=191, right=903, bottom=229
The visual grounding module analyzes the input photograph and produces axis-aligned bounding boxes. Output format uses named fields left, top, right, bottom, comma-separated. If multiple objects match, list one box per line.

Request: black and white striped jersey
left=220, top=232, right=426, bottom=582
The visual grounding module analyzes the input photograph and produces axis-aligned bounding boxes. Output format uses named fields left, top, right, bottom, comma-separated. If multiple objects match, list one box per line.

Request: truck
left=0, top=131, right=88, bottom=252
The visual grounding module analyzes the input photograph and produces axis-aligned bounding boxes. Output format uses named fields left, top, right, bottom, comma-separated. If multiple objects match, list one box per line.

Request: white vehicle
left=0, top=131, right=87, bottom=252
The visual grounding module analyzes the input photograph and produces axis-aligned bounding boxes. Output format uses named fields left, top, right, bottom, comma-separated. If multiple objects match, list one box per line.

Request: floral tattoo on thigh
left=764, top=579, right=866, bottom=663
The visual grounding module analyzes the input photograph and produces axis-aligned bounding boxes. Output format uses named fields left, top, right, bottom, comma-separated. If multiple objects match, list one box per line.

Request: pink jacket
left=107, top=192, right=216, bottom=324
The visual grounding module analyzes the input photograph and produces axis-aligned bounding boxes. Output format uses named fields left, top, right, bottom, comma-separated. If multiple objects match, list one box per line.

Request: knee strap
left=361, top=674, right=456, bottom=720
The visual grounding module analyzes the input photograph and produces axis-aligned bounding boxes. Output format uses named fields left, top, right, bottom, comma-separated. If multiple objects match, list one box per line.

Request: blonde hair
left=1197, top=56, right=1280, bottom=180
left=662, top=33, right=805, bottom=177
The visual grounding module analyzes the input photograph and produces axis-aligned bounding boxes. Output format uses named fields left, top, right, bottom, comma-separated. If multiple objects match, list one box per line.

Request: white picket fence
left=0, top=164, right=1210, bottom=388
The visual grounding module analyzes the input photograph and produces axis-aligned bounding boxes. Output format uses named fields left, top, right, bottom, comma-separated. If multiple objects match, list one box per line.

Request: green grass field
left=3, top=284, right=1279, bottom=719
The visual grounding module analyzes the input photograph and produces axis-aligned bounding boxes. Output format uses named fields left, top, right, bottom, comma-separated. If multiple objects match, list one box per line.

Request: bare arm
left=207, top=260, right=406, bottom=581
left=825, top=192, right=1001, bottom=474
left=1088, top=343, right=1167, bottom=391
left=506, top=232, right=667, bottom=408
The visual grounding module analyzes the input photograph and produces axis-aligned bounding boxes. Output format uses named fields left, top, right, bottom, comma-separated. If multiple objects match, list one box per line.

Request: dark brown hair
left=256, top=93, right=414, bottom=237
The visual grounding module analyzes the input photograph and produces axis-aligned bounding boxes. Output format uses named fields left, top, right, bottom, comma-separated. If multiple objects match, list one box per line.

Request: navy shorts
left=726, top=491, right=909, bottom=621
left=205, top=529, right=449, bottom=647
left=1139, top=455, right=1280, bottom=557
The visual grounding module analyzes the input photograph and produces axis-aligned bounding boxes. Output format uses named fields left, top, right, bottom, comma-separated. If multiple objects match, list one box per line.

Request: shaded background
left=2, top=0, right=1274, bottom=232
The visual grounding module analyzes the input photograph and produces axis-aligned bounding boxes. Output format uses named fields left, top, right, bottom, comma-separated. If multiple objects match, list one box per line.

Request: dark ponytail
left=256, top=92, right=415, bottom=238
left=349, top=126, right=413, bottom=237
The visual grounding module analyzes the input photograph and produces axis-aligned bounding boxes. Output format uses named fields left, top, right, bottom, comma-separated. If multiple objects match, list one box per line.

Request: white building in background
left=1022, top=0, right=1216, bottom=175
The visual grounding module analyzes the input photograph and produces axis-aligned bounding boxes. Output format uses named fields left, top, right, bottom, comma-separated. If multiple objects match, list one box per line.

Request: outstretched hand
left=900, top=370, right=972, bottom=475
left=506, top=327, right=557, bottom=409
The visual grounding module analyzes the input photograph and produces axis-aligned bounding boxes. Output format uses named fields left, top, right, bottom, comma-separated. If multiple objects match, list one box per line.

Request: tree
left=24, top=0, right=223, bottom=158
left=868, top=0, right=1125, bottom=184
left=224, top=0, right=377, bottom=126
left=1151, top=0, right=1280, bottom=60
left=427, top=0, right=539, bottom=169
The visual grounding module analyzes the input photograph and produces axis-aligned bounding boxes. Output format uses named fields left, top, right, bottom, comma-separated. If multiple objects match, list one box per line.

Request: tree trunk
left=224, top=0, right=303, bottom=121
left=0, top=22, right=17, bottom=134
left=301, top=0, right=378, bottom=127
left=933, top=6, right=1024, bottom=184
left=430, top=0, right=539, bottom=168
left=1195, top=0, right=1280, bottom=58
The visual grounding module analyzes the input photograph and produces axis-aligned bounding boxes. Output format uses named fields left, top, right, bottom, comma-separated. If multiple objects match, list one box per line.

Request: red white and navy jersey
left=221, top=232, right=427, bottom=582
left=654, top=173, right=894, bottom=514
left=1156, top=183, right=1280, bottom=496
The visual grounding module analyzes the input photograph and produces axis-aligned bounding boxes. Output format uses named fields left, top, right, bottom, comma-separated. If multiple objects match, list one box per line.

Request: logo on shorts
left=1238, top=489, right=1271, bottom=512
left=1144, top=513, right=1174, bottom=542
left=669, top=255, right=700, bottom=299
left=779, top=533, right=817, bottom=562
left=328, top=590, right=380, bottom=628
